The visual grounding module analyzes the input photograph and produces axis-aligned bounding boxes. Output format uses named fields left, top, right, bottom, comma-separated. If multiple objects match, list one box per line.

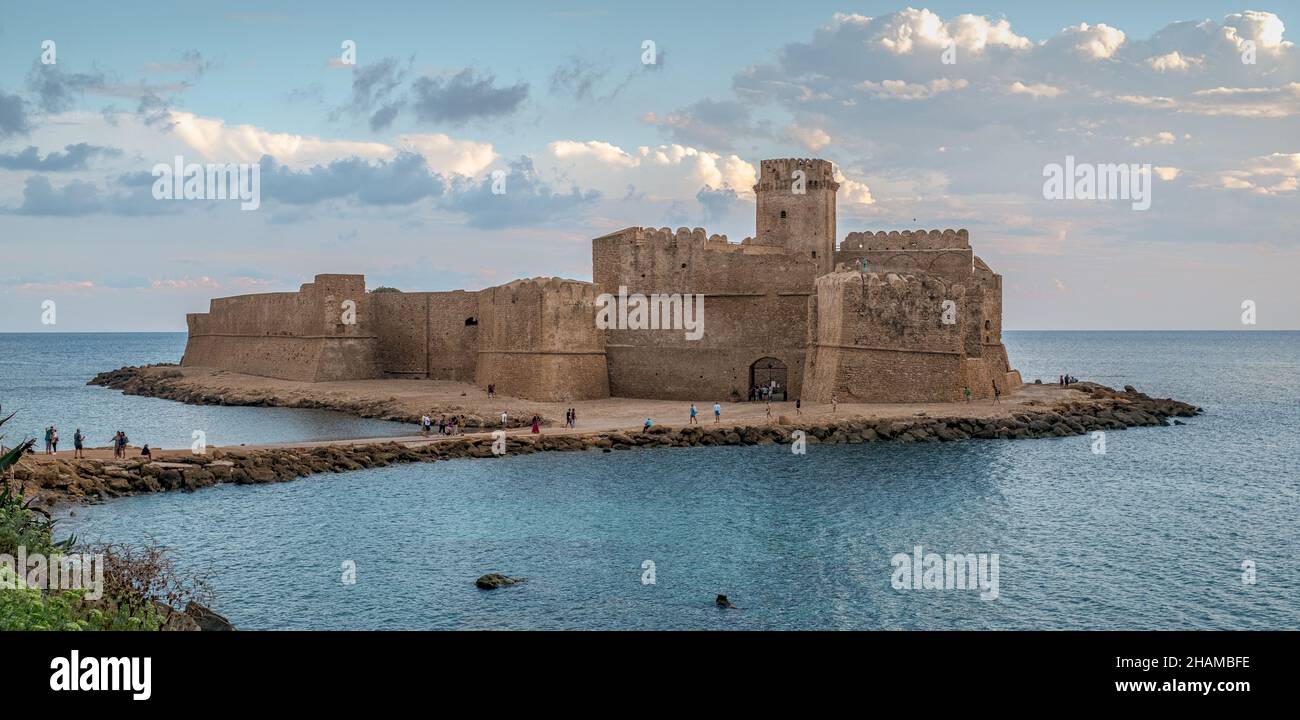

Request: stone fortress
left=181, top=158, right=1021, bottom=404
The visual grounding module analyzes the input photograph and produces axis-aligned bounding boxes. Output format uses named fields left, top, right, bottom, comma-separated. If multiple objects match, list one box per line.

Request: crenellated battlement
left=840, top=228, right=970, bottom=251
left=753, top=158, right=839, bottom=191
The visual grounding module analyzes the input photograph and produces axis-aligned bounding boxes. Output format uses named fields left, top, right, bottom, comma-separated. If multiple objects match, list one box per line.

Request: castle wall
left=593, top=226, right=815, bottom=401
left=182, top=274, right=379, bottom=382
left=802, top=271, right=970, bottom=403
left=370, top=291, right=479, bottom=381
left=474, top=278, right=609, bottom=401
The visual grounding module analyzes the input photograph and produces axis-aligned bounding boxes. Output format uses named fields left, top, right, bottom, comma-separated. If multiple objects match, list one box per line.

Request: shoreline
left=14, top=369, right=1202, bottom=506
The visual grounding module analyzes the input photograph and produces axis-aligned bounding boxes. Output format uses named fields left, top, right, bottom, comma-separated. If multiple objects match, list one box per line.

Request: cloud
left=1115, top=82, right=1300, bottom=118
left=25, top=62, right=108, bottom=114
left=14, top=176, right=101, bottom=216
left=0, top=143, right=122, bottom=171
left=833, top=9, right=1031, bottom=56
left=784, top=124, right=831, bottom=151
left=0, top=90, right=31, bottom=136
left=540, top=140, right=757, bottom=201
left=1006, top=81, right=1064, bottom=98
left=169, top=111, right=393, bottom=167
left=395, top=133, right=496, bottom=176
left=642, top=98, right=764, bottom=150
left=1210, top=153, right=1300, bottom=195
left=166, top=110, right=495, bottom=177
left=856, top=78, right=969, bottom=100
left=144, top=50, right=221, bottom=80
left=152, top=276, right=221, bottom=290
left=1130, top=131, right=1177, bottom=147
left=332, top=57, right=411, bottom=130
left=410, top=69, right=528, bottom=125
left=1048, top=22, right=1127, bottom=59
left=696, top=186, right=743, bottom=223
left=259, top=152, right=447, bottom=206
left=548, top=57, right=610, bottom=101
left=1146, top=51, right=1203, bottom=73
left=441, top=156, right=597, bottom=229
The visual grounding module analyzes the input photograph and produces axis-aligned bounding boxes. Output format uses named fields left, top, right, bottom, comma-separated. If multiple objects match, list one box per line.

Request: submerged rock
left=715, top=594, right=737, bottom=609
left=476, top=573, right=526, bottom=590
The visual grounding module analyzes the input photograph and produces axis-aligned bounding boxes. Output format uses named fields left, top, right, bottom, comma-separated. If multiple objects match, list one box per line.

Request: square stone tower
left=753, top=158, right=838, bottom=274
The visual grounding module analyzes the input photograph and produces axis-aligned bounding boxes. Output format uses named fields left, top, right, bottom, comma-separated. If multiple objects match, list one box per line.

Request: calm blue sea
left=4, top=332, right=1298, bottom=630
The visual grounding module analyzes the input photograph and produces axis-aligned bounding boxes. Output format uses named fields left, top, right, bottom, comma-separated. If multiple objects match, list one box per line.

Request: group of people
left=110, top=430, right=134, bottom=458
left=43, top=426, right=91, bottom=458
left=748, top=383, right=783, bottom=402
left=685, top=403, right=724, bottom=425
left=38, top=425, right=150, bottom=459
left=420, top=414, right=464, bottom=436
left=1059, top=374, right=1078, bottom=386
left=563, top=408, right=578, bottom=429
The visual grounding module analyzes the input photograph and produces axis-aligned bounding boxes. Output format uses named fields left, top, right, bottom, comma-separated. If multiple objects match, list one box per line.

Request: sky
left=1, top=1, right=1297, bottom=331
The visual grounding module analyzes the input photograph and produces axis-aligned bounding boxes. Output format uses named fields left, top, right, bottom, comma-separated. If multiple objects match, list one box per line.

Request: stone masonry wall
left=802, top=270, right=970, bottom=403
left=182, top=274, right=379, bottom=381
left=473, top=277, right=609, bottom=401
left=593, top=226, right=816, bottom=401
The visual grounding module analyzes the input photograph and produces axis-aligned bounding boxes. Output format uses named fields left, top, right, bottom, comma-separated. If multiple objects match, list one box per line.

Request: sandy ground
left=25, top=368, right=1085, bottom=460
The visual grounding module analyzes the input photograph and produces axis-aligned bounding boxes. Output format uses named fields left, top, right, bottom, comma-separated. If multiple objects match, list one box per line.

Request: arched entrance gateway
left=749, top=357, right=788, bottom=401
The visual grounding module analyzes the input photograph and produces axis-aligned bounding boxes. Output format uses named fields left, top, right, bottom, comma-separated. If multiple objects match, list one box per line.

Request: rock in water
left=476, top=573, right=526, bottom=590
left=715, top=594, right=737, bottom=609
left=184, top=602, right=236, bottom=631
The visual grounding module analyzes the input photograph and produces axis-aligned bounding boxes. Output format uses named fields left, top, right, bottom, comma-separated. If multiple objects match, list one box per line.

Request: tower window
left=780, top=211, right=787, bottom=219
left=811, top=251, right=817, bottom=258
left=465, top=317, right=478, bottom=326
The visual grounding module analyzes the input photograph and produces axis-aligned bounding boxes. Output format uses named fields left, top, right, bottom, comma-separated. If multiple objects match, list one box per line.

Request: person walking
left=73, top=428, right=84, bottom=458
left=964, top=386, right=971, bottom=403
left=689, top=404, right=698, bottom=425
left=570, top=408, right=577, bottom=429
left=992, top=382, right=1001, bottom=404
left=421, top=414, right=431, bottom=435
left=530, top=415, right=541, bottom=434
left=831, top=393, right=838, bottom=416
left=500, top=410, right=508, bottom=429
left=44, top=426, right=54, bottom=455
left=50, top=427, right=58, bottom=454
left=795, top=397, right=802, bottom=416
left=713, top=402, right=721, bottom=424
left=765, top=400, right=773, bottom=423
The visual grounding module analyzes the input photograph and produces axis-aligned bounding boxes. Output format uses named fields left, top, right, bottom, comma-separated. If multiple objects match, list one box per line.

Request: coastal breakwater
left=18, top=382, right=1199, bottom=504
